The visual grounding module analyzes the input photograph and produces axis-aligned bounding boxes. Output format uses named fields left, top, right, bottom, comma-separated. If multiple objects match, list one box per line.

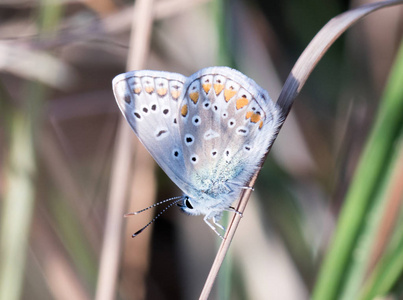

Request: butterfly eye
left=185, top=199, right=193, bottom=209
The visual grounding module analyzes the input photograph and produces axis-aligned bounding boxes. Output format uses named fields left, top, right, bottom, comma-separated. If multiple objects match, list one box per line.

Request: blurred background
left=0, top=0, right=402, bottom=299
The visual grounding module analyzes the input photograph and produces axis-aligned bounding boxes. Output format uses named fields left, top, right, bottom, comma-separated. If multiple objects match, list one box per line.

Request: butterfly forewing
left=112, top=70, right=192, bottom=191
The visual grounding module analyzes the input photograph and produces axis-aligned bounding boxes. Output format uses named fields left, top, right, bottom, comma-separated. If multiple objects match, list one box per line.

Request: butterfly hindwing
left=177, top=67, right=281, bottom=195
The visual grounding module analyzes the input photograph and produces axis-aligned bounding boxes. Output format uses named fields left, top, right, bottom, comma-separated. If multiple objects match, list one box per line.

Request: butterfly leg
left=203, top=215, right=224, bottom=239
left=225, top=206, right=244, bottom=217
left=213, top=216, right=226, bottom=231
left=241, top=186, right=255, bottom=191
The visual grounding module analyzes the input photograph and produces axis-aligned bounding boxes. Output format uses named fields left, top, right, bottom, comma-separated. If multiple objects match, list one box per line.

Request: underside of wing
left=112, top=70, right=192, bottom=191
left=177, top=67, right=282, bottom=194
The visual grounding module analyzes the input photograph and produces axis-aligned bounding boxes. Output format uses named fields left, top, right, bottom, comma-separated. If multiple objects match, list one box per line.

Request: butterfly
left=112, top=66, right=282, bottom=237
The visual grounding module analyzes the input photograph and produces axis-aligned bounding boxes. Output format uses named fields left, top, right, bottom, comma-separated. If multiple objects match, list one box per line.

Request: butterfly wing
left=112, top=70, right=194, bottom=192
left=177, top=67, right=282, bottom=198
left=113, top=67, right=282, bottom=211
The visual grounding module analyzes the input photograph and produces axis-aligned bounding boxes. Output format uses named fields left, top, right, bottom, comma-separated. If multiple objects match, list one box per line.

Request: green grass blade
left=0, top=82, right=46, bottom=300
left=359, top=135, right=403, bottom=300
left=0, top=108, right=37, bottom=300
left=312, top=39, right=403, bottom=300
left=341, top=129, right=403, bottom=299
left=0, top=2, right=63, bottom=299
left=339, top=40, right=403, bottom=299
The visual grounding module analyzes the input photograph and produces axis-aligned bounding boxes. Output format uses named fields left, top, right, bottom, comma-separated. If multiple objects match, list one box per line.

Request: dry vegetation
left=0, top=0, right=402, bottom=299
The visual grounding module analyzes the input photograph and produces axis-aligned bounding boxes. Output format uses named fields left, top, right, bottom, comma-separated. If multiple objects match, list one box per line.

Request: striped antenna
left=130, top=197, right=185, bottom=237
left=124, top=196, right=183, bottom=216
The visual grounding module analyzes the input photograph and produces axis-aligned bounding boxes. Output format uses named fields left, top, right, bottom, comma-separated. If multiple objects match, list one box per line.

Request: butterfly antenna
left=131, top=198, right=184, bottom=237
left=124, top=196, right=183, bottom=216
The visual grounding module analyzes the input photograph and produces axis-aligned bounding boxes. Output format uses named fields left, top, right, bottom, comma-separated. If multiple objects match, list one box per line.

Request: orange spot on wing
left=236, top=98, right=249, bottom=109
left=171, top=90, right=181, bottom=100
left=259, top=121, right=263, bottom=129
left=181, top=104, right=188, bottom=117
left=224, top=88, right=237, bottom=102
left=245, top=111, right=253, bottom=119
left=189, top=92, right=199, bottom=104
left=145, top=87, right=154, bottom=94
left=213, top=84, right=224, bottom=95
left=157, top=88, right=167, bottom=96
left=250, top=113, right=261, bottom=123
left=202, top=83, right=211, bottom=94
left=134, top=87, right=141, bottom=94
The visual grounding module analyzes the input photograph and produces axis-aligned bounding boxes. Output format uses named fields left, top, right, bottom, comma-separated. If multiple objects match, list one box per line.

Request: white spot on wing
left=204, top=129, right=220, bottom=140
left=202, top=101, right=211, bottom=110
left=228, top=118, right=236, bottom=128
left=192, top=115, right=201, bottom=126
left=190, top=154, right=199, bottom=164
left=184, top=134, right=194, bottom=146
left=211, top=149, right=218, bottom=158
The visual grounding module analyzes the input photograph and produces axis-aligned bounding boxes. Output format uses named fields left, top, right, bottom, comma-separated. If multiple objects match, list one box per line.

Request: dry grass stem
left=94, top=0, right=155, bottom=299
left=104, top=0, right=210, bottom=36
left=277, top=0, right=403, bottom=116
left=0, top=42, right=76, bottom=90
left=1, top=0, right=401, bottom=298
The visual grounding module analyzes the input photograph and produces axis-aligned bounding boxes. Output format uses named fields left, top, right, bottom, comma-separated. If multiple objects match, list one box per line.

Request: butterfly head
left=177, top=194, right=228, bottom=218
left=178, top=196, right=201, bottom=216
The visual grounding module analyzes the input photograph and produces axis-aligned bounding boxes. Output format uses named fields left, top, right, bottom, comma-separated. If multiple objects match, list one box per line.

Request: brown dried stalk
left=199, top=1, right=403, bottom=299
left=94, top=0, right=155, bottom=299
